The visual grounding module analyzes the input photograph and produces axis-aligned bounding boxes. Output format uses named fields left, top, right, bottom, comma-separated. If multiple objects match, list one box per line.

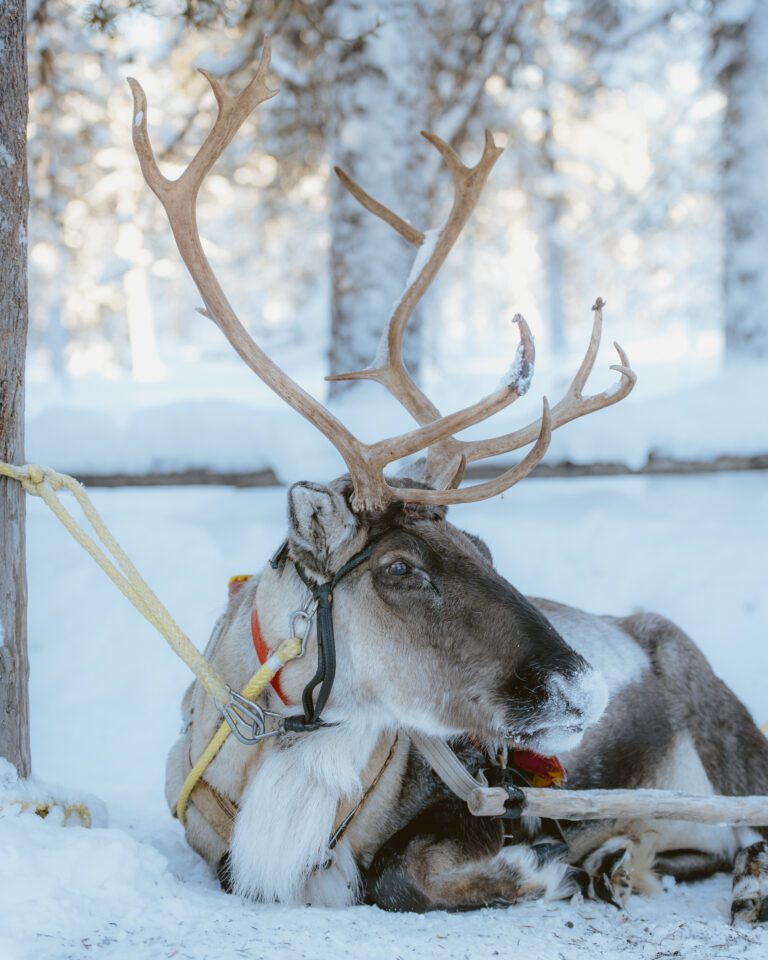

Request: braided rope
left=0, top=461, right=230, bottom=706
left=175, top=635, right=302, bottom=826
left=1, top=461, right=305, bottom=829
left=3, top=799, right=93, bottom=827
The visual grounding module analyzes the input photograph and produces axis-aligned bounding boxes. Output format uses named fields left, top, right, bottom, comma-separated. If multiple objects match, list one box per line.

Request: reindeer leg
left=364, top=799, right=575, bottom=912
left=581, top=838, right=638, bottom=908
left=732, top=840, right=768, bottom=924
left=654, top=848, right=732, bottom=882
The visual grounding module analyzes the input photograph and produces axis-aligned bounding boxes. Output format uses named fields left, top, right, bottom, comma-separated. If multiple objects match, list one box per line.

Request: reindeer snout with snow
left=131, top=40, right=768, bottom=920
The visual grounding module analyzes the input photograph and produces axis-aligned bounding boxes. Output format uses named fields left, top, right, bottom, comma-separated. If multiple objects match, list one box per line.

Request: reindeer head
left=130, top=38, right=635, bottom=753
left=252, top=475, right=607, bottom=754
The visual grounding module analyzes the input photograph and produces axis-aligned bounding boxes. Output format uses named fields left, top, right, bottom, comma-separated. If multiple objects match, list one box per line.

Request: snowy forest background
left=24, top=0, right=768, bottom=482
left=3, top=3, right=768, bottom=957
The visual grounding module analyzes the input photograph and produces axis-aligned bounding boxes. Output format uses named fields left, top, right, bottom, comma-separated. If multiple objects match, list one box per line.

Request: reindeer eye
left=386, top=561, right=410, bottom=577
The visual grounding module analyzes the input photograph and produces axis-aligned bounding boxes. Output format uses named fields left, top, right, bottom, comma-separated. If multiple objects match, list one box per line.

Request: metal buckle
left=221, top=691, right=284, bottom=745
left=221, top=591, right=318, bottom=746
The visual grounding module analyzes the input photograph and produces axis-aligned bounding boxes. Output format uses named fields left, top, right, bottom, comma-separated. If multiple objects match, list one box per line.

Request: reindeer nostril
left=548, top=669, right=608, bottom=729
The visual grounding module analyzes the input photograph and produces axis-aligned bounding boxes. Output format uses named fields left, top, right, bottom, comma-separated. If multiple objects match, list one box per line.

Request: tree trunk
left=542, top=204, right=566, bottom=356
left=0, top=0, right=31, bottom=778
left=328, top=0, right=429, bottom=395
left=537, top=95, right=567, bottom=355
left=718, top=1, right=768, bottom=360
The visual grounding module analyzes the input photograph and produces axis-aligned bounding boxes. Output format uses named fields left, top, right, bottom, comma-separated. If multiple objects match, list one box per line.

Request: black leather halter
left=270, top=539, right=378, bottom=733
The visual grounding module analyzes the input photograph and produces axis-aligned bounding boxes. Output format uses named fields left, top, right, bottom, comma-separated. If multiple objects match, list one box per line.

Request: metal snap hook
left=289, top=595, right=318, bottom=656
left=221, top=690, right=286, bottom=745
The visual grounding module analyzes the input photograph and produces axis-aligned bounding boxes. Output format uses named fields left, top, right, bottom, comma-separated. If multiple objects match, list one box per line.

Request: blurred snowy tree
left=25, top=0, right=760, bottom=392
left=326, top=0, right=429, bottom=393
left=711, top=0, right=768, bottom=360
left=564, top=0, right=768, bottom=363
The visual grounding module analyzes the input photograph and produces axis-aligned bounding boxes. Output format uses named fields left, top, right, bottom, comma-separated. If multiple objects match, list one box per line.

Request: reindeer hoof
left=732, top=841, right=768, bottom=924
left=584, top=839, right=634, bottom=909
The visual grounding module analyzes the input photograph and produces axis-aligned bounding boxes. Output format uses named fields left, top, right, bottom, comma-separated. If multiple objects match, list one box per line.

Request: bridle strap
left=291, top=542, right=378, bottom=730
left=300, top=581, right=334, bottom=723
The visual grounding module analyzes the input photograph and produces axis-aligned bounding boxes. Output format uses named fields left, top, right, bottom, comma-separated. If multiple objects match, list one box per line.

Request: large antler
left=129, top=40, right=635, bottom=512
left=330, top=141, right=636, bottom=491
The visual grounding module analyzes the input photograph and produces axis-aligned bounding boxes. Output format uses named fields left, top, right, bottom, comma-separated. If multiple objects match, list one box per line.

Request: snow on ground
left=1, top=473, right=767, bottom=958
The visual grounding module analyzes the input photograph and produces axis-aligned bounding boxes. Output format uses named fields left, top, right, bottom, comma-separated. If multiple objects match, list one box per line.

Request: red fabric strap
left=511, top=749, right=567, bottom=787
left=251, top=602, right=291, bottom=706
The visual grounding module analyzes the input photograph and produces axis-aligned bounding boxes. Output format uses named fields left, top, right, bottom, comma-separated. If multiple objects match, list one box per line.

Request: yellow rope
left=5, top=800, right=93, bottom=827
left=0, top=461, right=306, bottom=830
left=0, top=461, right=230, bottom=706
left=2, top=461, right=766, bottom=831
left=176, top=635, right=302, bottom=825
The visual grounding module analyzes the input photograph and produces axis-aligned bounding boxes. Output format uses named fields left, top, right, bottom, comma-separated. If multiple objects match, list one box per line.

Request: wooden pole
left=522, top=787, right=768, bottom=827
left=0, top=0, right=31, bottom=778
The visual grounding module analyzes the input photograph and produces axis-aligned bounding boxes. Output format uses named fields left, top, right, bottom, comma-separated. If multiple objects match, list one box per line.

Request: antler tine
left=127, top=78, right=169, bottom=197
left=456, top=299, right=637, bottom=466
left=130, top=38, right=277, bottom=200
left=369, top=315, right=535, bottom=466
left=389, top=399, right=553, bottom=505
left=569, top=296, right=607, bottom=398
left=327, top=129, right=504, bottom=428
left=332, top=166, right=426, bottom=247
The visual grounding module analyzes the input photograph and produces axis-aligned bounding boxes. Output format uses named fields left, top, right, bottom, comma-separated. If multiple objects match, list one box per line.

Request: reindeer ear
left=287, top=481, right=359, bottom=574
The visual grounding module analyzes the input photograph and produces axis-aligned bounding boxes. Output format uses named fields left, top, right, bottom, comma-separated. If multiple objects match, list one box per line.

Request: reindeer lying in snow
left=166, top=477, right=768, bottom=918
left=129, top=40, right=768, bottom=920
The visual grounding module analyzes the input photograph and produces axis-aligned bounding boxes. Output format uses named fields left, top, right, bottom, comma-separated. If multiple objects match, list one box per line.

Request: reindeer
left=129, top=41, right=768, bottom=920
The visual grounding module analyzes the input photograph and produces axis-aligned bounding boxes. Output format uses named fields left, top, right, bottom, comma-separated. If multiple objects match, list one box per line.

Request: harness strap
left=181, top=742, right=238, bottom=845
left=409, top=731, right=521, bottom=817
left=181, top=731, right=400, bottom=860
left=300, top=581, right=335, bottom=723
left=328, top=733, right=400, bottom=853
left=293, top=542, right=377, bottom=728
left=251, top=602, right=290, bottom=706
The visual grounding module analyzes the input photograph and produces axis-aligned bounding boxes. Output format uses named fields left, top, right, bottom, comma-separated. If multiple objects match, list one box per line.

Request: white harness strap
left=409, top=732, right=512, bottom=816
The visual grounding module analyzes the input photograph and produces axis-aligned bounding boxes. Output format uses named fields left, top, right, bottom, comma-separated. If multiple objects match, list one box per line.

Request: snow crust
left=1, top=476, right=766, bottom=958
left=1, top=812, right=763, bottom=960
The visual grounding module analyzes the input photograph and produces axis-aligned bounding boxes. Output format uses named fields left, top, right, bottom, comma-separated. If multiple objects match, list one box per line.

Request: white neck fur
left=230, top=715, right=383, bottom=905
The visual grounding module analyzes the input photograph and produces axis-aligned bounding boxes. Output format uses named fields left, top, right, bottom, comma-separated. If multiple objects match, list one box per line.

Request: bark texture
left=329, top=0, right=429, bottom=395
left=0, top=0, right=30, bottom=777
left=719, top=1, right=768, bottom=360
left=522, top=786, right=768, bottom=827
